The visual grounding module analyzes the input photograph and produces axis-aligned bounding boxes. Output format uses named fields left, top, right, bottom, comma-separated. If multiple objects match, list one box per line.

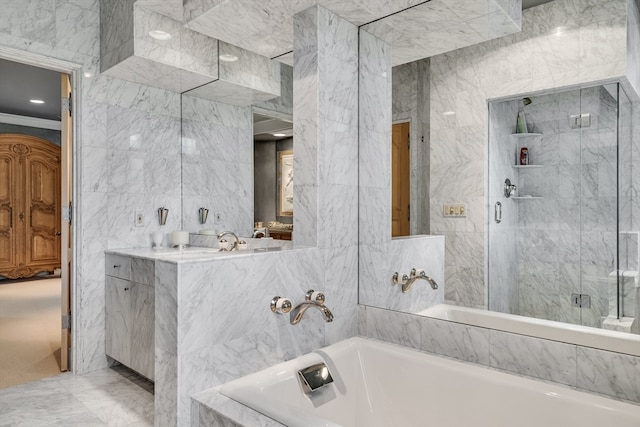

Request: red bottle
left=520, top=147, right=529, bottom=165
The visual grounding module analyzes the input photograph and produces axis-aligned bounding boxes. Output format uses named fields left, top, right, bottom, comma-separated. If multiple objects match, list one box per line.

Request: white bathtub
left=220, top=337, right=639, bottom=427
left=419, top=304, right=640, bottom=356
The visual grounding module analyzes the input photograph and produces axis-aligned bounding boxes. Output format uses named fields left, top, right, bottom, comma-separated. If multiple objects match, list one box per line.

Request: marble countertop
left=105, top=245, right=306, bottom=263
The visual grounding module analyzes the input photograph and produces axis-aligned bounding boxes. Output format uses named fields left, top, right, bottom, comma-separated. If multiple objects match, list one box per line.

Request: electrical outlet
left=214, top=212, right=222, bottom=224
left=135, top=211, right=145, bottom=227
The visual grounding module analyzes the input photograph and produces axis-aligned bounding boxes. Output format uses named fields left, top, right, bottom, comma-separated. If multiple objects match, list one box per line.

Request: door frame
left=0, top=46, right=80, bottom=373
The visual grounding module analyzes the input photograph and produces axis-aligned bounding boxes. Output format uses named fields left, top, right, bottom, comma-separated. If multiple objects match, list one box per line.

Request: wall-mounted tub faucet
left=290, top=290, right=333, bottom=325
left=393, top=268, right=439, bottom=293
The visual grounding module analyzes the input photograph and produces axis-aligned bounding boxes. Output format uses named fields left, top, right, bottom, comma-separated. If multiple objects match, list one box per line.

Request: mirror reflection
left=359, top=0, right=639, bottom=340
left=179, top=63, right=293, bottom=241
left=253, top=112, right=294, bottom=241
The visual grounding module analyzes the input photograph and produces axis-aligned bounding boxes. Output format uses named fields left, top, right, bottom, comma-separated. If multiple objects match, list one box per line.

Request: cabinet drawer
left=105, top=254, right=131, bottom=280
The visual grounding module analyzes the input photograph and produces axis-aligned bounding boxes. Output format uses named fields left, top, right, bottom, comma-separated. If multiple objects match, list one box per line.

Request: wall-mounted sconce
left=158, top=207, right=168, bottom=226
left=199, top=207, right=209, bottom=224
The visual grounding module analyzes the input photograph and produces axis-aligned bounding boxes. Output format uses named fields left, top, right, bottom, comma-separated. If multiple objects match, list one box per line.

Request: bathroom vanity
left=105, top=242, right=321, bottom=427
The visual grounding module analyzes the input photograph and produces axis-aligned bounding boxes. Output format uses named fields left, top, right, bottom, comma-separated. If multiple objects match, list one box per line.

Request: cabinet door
left=24, top=150, right=60, bottom=269
left=106, top=276, right=132, bottom=365
left=0, top=148, right=19, bottom=272
left=130, top=282, right=155, bottom=381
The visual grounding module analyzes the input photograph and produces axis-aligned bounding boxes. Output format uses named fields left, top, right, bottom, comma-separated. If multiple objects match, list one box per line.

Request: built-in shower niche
left=488, top=83, right=637, bottom=334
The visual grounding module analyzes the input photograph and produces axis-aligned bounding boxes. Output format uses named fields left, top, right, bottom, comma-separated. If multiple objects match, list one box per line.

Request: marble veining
left=0, top=367, right=153, bottom=426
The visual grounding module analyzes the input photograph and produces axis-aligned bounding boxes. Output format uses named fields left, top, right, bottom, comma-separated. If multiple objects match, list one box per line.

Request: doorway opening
left=392, top=121, right=410, bottom=237
left=0, top=58, right=74, bottom=387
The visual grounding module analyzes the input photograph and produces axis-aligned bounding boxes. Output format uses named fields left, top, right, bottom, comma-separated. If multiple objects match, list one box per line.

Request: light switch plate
left=443, top=204, right=467, bottom=217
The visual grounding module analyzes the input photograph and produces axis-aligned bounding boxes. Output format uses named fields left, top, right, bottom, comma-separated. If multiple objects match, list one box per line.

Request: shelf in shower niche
left=511, top=196, right=543, bottom=200
left=511, top=133, right=542, bottom=138
left=512, top=164, right=543, bottom=169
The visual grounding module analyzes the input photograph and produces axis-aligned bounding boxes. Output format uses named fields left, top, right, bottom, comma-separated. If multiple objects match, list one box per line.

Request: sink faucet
left=252, top=229, right=268, bottom=238
left=217, top=231, right=239, bottom=251
left=290, top=300, right=334, bottom=325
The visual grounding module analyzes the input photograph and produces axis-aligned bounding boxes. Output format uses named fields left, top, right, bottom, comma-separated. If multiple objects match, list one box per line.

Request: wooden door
left=392, top=122, right=410, bottom=237
left=0, top=146, right=17, bottom=272
left=0, top=135, right=61, bottom=279
left=60, top=74, right=72, bottom=371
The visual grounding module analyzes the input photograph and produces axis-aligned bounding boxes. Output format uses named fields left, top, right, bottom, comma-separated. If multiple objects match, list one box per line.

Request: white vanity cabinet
left=105, top=254, right=155, bottom=381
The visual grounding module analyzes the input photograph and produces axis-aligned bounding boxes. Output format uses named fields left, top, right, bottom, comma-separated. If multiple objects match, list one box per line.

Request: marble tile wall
left=360, top=25, right=447, bottom=314
left=185, top=40, right=281, bottom=107
left=358, top=28, right=391, bottom=247
left=293, top=4, right=359, bottom=252
left=429, top=0, right=634, bottom=310
left=100, top=1, right=219, bottom=93
left=487, top=99, right=520, bottom=314
left=359, top=236, right=445, bottom=313
left=627, top=0, right=640, bottom=95
left=180, top=94, right=254, bottom=236
left=359, top=305, right=640, bottom=403
left=508, top=87, right=618, bottom=328
left=155, top=244, right=360, bottom=425
left=391, top=59, right=430, bottom=235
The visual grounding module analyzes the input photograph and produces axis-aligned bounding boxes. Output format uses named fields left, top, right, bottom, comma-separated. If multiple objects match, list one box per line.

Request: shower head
left=522, top=97, right=532, bottom=106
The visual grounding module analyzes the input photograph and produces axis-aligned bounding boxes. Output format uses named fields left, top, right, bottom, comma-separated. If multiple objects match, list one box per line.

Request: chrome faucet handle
left=271, top=296, right=292, bottom=314
left=305, top=289, right=325, bottom=304
left=392, top=272, right=399, bottom=284
left=410, top=268, right=417, bottom=278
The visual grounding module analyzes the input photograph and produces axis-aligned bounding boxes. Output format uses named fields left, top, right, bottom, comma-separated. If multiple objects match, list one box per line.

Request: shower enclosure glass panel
left=488, top=83, right=632, bottom=331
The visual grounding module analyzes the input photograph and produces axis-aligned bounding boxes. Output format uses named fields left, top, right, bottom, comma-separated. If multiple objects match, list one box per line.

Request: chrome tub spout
left=290, top=301, right=334, bottom=325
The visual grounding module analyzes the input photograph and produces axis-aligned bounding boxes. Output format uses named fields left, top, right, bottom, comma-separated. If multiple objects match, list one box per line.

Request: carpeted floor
left=0, top=277, right=62, bottom=389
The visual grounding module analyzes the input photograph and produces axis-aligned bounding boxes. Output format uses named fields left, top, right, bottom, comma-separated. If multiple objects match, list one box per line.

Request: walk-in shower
left=488, top=83, right=636, bottom=334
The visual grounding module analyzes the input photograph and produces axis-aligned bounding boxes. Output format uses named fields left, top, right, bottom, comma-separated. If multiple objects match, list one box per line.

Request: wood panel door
left=0, top=134, right=61, bottom=279
left=392, top=122, right=410, bottom=237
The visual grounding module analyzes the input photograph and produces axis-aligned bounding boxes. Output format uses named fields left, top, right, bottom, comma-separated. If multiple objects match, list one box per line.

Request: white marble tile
left=576, top=347, right=640, bottom=402
left=0, top=368, right=153, bottom=427
left=489, top=331, right=577, bottom=386
left=420, top=316, right=491, bottom=365
left=359, top=305, right=422, bottom=349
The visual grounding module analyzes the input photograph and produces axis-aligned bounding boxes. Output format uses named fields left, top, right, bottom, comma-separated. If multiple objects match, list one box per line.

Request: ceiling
left=0, top=0, right=553, bottom=122
left=253, top=113, right=293, bottom=142
left=0, top=59, right=62, bottom=121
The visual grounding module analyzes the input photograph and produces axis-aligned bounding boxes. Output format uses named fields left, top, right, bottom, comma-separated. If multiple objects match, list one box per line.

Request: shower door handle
left=494, top=202, right=502, bottom=223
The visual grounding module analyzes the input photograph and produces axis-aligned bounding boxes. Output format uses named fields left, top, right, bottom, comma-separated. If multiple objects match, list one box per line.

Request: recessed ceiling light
left=273, top=133, right=286, bottom=137
left=219, top=54, right=239, bottom=62
left=443, top=111, right=456, bottom=116
left=149, top=30, right=172, bottom=40
left=29, top=99, right=45, bottom=104
left=83, top=71, right=94, bottom=78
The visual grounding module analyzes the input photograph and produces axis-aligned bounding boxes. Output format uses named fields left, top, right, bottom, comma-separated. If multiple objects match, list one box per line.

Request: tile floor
left=0, top=366, right=154, bottom=426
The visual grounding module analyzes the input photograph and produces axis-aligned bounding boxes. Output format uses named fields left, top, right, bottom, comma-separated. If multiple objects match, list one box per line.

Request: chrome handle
left=271, top=296, right=292, bottom=314
left=305, top=289, right=325, bottom=304
left=113, top=264, right=121, bottom=268
left=495, top=201, right=502, bottom=224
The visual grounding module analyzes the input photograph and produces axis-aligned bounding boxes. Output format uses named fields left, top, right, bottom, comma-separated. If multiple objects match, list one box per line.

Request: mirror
left=358, top=0, right=640, bottom=339
left=180, top=64, right=293, bottom=239
left=253, top=112, right=293, bottom=240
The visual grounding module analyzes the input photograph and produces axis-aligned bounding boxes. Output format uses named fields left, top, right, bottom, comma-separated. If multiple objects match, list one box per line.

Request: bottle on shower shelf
left=520, top=146, right=529, bottom=165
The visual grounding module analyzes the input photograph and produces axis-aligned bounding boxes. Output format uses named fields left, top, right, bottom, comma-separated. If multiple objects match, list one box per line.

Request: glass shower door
left=488, top=83, right=629, bottom=331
